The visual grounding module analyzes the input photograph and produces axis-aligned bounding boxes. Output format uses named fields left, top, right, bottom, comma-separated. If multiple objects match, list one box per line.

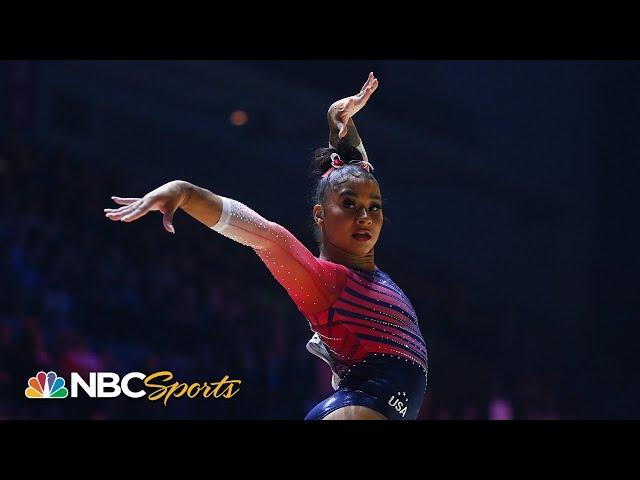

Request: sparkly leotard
left=212, top=196, right=428, bottom=419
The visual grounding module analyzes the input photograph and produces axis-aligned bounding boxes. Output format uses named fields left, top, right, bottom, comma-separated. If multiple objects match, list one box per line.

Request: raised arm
left=327, top=72, right=379, bottom=163
left=104, top=180, right=347, bottom=315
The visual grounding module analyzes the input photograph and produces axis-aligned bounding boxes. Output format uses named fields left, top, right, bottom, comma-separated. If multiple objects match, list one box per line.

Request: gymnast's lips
left=352, top=230, right=372, bottom=241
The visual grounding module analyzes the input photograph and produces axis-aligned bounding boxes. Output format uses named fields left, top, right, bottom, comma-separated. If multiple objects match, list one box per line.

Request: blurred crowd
left=0, top=138, right=563, bottom=419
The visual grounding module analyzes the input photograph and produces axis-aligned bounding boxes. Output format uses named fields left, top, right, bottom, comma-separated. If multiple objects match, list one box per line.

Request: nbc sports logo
left=22, top=370, right=241, bottom=403
left=25, top=371, right=68, bottom=399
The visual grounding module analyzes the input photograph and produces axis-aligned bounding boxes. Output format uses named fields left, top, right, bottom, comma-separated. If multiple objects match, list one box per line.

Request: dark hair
left=308, top=143, right=378, bottom=244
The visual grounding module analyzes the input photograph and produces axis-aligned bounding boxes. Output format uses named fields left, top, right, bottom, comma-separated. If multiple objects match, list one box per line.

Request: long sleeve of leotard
left=211, top=195, right=348, bottom=315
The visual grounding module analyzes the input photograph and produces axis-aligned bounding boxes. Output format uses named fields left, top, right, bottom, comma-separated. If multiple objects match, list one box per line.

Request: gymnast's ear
left=313, top=204, right=324, bottom=224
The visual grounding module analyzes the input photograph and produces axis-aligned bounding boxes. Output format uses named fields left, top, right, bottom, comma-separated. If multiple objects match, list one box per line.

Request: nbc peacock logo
left=25, top=371, right=68, bottom=399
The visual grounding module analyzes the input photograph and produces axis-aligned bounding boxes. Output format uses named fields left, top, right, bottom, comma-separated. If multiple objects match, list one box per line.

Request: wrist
left=327, top=100, right=345, bottom=121
left=176, top=181, right=194, bottom=208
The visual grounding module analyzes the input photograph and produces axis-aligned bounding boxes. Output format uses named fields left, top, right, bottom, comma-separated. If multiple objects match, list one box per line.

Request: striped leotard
left=212, top=196, right=428, bottom=419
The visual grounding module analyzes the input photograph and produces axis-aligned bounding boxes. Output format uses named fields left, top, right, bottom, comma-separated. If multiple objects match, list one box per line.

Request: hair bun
left=311, top=144, right=364, bottom=178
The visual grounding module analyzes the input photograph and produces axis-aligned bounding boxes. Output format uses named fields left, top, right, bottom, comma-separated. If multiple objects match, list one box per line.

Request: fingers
left=349, top=75, right=378, bottom=116
left=104, top=201, right=140, bottom=220
left=360, top=72, right=378, bottom=94
left=162, top=209, right=177, bottom=234
left=104, top=196, right=142, bottom=220
left=111, top=196, right=140, bottom=206
left=359, top=74, right=379, bottom=101
left=105, top=196, right=174, bottom=233
left=369, top=76, right=379, bottom=93
left=104, top=198, right=150, bottom=222
left=360, top=86, right=374, bottom=103
left=120, top=200, right=152, bottom=223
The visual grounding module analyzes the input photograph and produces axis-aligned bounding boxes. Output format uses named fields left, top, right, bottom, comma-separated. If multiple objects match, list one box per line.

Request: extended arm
left=105, top=180, right=347, bottom=315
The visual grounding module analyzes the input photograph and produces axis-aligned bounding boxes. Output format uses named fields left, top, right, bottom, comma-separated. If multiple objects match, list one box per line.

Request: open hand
left=104, top=180, right=189, bottom=234
left=331, top=72, right=379, bottom=139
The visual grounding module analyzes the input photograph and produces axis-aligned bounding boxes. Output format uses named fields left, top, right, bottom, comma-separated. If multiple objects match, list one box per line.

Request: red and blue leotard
left=212, top=196, right=428, bottom=419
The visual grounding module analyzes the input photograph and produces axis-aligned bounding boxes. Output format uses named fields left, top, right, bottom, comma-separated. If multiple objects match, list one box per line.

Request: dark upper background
left=0, top=60, right=637, bottom=419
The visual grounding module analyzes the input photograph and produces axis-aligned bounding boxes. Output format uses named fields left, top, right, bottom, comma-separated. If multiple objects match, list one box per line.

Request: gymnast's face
left=315, top=175, right=383, bottom=256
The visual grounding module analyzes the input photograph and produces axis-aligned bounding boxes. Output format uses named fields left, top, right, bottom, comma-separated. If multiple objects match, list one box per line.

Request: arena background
left=0, top=60, right=637, bottom=419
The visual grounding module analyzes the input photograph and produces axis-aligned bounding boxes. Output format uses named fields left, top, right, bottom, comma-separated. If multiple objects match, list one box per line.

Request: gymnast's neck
left=319, top=242, right=376, bottom=272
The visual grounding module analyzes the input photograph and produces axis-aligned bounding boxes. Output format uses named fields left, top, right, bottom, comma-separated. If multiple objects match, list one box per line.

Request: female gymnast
left=104, top=73, right=428, bottom=420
